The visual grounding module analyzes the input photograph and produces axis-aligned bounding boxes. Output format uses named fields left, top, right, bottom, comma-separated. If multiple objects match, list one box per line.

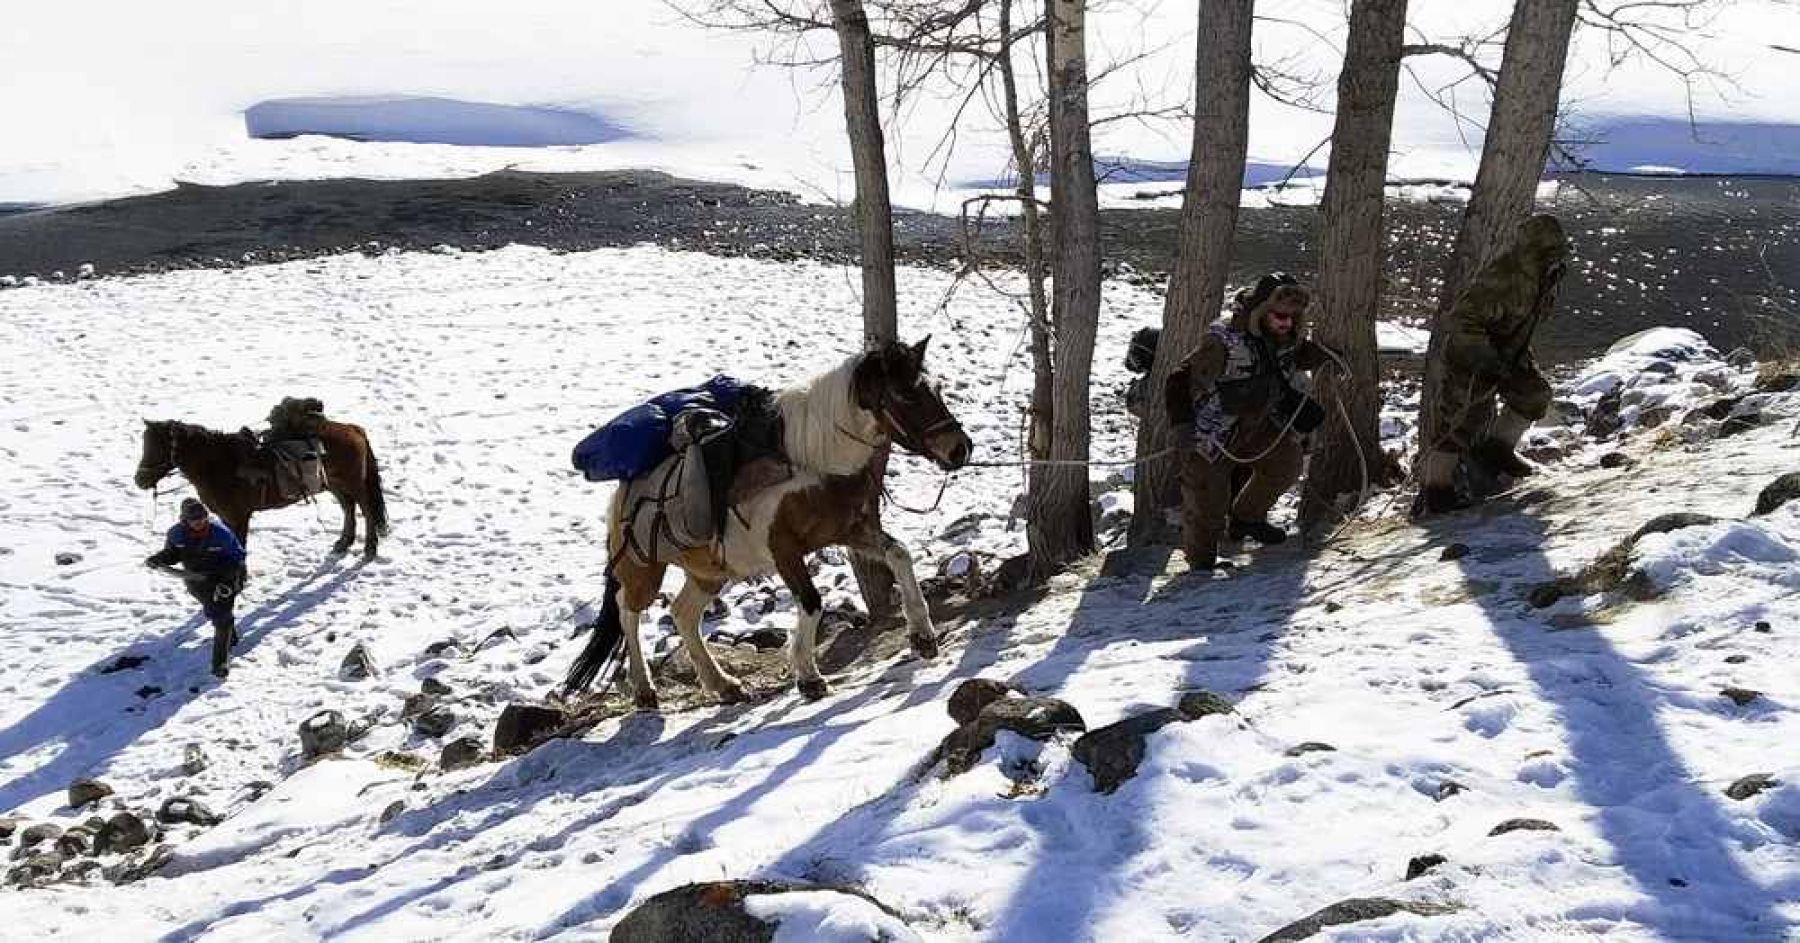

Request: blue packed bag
left=571, top=375, right=746, bottom=482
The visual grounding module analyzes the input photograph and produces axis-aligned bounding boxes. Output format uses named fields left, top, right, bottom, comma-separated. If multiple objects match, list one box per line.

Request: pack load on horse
left=135, top=402, right=389, bottom=558
left=243, top=396, right=330, bottom=502
left=563, top=337, right=973, bottom=710
left=1123, top=325, right=1161, bottom=419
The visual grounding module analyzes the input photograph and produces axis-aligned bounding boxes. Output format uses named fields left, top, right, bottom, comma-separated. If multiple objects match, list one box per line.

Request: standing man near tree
left=1415, top=213, right=1570, bottom=516
left=146, top=497, right=248, bottom=678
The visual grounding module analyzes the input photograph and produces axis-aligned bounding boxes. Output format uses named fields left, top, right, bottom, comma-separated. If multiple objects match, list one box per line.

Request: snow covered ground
left=0, top=247, right=1796, bottom=940
left=5, top=1, right=1799, bottom=210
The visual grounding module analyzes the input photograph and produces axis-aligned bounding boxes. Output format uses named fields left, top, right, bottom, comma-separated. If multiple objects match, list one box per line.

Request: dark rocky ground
left=1, top=170, right=1794, bottom=365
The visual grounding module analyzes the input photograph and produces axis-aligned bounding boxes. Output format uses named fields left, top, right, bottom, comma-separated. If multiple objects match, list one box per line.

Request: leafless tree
left=1301, top=0, right=1411, bottom=530
left=1127, top=0, right=1256, bottom=544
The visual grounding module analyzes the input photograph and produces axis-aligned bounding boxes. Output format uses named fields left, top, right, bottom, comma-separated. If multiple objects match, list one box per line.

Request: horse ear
left=911, top=335, right=931, bottom=363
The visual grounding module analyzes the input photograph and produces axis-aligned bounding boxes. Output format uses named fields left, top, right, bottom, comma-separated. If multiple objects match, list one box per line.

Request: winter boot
left=1470, top=407, right=1537, bottom=479
left=1412, top=449, right=1472, bottom=518
left=1228, top=517, right=1288, bottom=545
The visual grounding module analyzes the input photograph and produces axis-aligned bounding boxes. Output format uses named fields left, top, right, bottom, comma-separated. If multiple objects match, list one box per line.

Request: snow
left=4, top=1, right=1799, bottom=210
left=1, top=245, right=1798, bottom=939
left=743, top=890, right=923, bottom=943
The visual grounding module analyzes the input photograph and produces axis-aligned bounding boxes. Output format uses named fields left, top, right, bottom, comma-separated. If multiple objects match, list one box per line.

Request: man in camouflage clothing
left=1417, top=213, right=1570, bottom=515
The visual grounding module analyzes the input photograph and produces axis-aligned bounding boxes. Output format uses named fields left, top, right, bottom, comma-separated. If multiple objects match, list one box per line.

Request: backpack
left=570, top=375, right=747, bottom=482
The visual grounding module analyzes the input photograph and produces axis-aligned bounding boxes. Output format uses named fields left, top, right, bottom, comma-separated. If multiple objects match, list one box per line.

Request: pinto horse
left=565, top=337, right=974, bottom=709
left=134, top=419, right=390, bottom=558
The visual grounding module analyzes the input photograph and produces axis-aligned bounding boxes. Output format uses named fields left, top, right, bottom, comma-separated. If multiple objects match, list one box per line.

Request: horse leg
left=331, top=489, right=356, bottom=555
left=671, top=575, right=745, bottom=704
left=875, top=530, right=939, bottom=659
left=616, top=558, right=666, bottom=711
left=772, top=539, right=829, bottom=701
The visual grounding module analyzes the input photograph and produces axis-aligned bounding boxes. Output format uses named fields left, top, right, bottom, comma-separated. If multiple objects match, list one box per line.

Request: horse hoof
left=713, top=680, right=751, bottom=705
left=632, top=692, right=661, bottom=712
left=330, top=544, right=351, bottom=556
left=211, top=665, right=229, bottom=680
left=908, top=633, right=940, bottom=660
left=797, top=677, right=830, bottom=701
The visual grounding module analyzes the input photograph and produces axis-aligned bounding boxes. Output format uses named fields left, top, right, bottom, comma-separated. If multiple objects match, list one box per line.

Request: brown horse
left=564, top=338, right=973, bottom=709
left=134, top=419, right=390, bottom=558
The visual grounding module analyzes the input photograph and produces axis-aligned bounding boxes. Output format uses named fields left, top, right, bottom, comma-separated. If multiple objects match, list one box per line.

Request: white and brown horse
left=564, top=338, right=973, bottom=708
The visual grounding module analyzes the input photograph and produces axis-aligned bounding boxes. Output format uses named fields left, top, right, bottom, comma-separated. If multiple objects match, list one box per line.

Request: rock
left=1755, top=621, right=1772, bottom=633
left=6, top=854, right=62, bottom=888
left=182, top=744, right=208, bottom=776
left=946, top=678, right=1018, bottom=726
left=1434, top=781, right=1467, bottom=801
left=135, top=685, right=162, bottom=699
left=1072, top=708, right=1184, bottom=794
left=1585, top=389, right=1623, bottom=439
left=300, top=709, right=349, bottom=760
left=739, top=627, right=788, bottom=651
left=104, top=843, right=175, bottom=885
left=1638, top=404, right=1679, bottom=428
left=67, top=778, right=114, bottom=809
left=54, top=552, right=81, bottom=566
left=1721, top=686, right=1762, bottom=707
left=61, top=859, right=103, bottom=883
left=1754, top=371, right=1800, bottom=393
left=939, top=696, right=1086, bottom=776
left=493, top=703, right=569, bottom=755
left=1726, top=347, right=1757, bottom=368
left=94, top=812, right=152, bottom=854
left=1488, top=818, right=1559, bottom=837
left=1176, top=691, right=1236, bottom=719
left=99, top=654, right=151, bottom=674
left=0, top=818, right=16, bottom=841
left=439, top=736, right=486, bottom=771
left=401, top=692, right=439, bottom=719
left=1526, top=584, right=1565, bottom=609
left=1753, top=473, right=1800, bottom=517
left=1439, top=543, right=1469, bottom=562
left=155, top=797, right=222, bottom=827
left=1724, top=773, right=1778, bottom=801
left=54, top=832, right=90, bottom=858
left=375, top=750, right=430, bottom=773
left=612, top=879, right=920, bottom=943
left=1631, top=513, right=1718, bottom=542
left=420, top=677, right=453, bottom=697
left=939, top=512, right=986, bottom=542
left=1285, top=742, right=1337, bottom=757
left=1405, top=854, right=1447, bottom=880
left=19, top=823, right=62, bottom=847
left=338, top=643, right=378, bottom=681
left=1259, top=897, right=1458, bottom=942
left=380, top=801, right=406, bottom=824
left=1598, top=452, right=1635, bottom=469
left=476, top=627, right=518, bottom=651
left=423, top=638, right=463, bottom=658
left=1725, top=654, right=1749, bottom=664
left=413, top=704, right=457, bottom=739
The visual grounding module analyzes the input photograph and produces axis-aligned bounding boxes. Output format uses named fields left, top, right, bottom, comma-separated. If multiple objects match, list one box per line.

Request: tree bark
left=828, top=0, right=899, bottom=619
left=1128, top=0, right=1255, bottom=543
left=1419, top=0, right=1579, bottom=457
left=1027, top=0, right=1101, bottom=578
left=1299, top=0, right=1410, bottom=529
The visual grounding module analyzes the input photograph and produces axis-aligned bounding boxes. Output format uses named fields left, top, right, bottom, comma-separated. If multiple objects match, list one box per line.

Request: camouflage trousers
left=1433, top=359, right=1552, bottom=452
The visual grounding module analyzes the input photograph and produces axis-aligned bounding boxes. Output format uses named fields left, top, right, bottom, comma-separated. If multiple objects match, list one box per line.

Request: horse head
left=853, top=336, right=973, bottom=471
left=135, top=420, right=177, bottom=490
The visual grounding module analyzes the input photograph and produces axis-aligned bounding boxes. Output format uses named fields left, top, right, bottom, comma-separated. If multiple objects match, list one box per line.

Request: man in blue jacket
left=146, top=498, right=248, bottom=678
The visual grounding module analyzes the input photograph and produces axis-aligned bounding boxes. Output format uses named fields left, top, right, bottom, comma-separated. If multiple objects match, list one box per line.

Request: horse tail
left=364, top=443, right=391, bottom=537
left=563, top=569, right=624, bottom=695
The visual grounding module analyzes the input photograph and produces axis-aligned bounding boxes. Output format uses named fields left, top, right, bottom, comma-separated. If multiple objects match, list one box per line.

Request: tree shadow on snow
left=1426, top=496, right=1788, bottom=938
left=0, top=558, right=363, bottom=813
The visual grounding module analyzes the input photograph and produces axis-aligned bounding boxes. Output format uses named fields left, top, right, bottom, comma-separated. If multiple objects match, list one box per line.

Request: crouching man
left=1417, top=213, right=1570, bottom=515
left=146, top=498, right=248, bottom=678
left=1166, top=273, right=1329, bottom=570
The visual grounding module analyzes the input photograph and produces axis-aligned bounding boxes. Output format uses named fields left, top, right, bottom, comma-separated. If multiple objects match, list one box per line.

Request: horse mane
left=774, top=352, right=881, bottom=476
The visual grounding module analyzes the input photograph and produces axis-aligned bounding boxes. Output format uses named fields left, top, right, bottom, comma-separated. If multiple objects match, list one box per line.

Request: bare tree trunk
left=1300, top=0, right=1410, bottom=529
left=1419, top=0, right=1579, bottom=457
left=999, top=0, right=1054, bottom=467
left=1027, top=0, right=1101, bottom=579
left=1128, top=0, right=1254, bottom=543
left=829, top=0, right=899, bottom=619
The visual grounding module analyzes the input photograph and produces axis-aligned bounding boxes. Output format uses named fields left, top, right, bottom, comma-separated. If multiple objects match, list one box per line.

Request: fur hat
left=180, top=498, right=208, bottom=523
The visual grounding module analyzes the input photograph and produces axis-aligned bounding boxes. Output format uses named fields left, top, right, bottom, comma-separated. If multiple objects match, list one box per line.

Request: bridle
left=136, top=422, right=181, bottom=489
left=874, top=384, right=964, bottom=459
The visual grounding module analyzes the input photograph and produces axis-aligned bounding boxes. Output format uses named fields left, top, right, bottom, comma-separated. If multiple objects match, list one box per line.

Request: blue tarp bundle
left=571, top=375, right=746, bottom=482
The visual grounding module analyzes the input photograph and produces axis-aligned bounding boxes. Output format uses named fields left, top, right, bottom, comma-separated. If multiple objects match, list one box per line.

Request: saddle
left=233, top=397, right=331, bottom=500
left=614, top=388, right=790, bottom=567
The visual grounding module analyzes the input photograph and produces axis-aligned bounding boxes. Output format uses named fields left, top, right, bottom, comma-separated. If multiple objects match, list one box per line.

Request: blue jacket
left=147, top=519, right=247, bottom=574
